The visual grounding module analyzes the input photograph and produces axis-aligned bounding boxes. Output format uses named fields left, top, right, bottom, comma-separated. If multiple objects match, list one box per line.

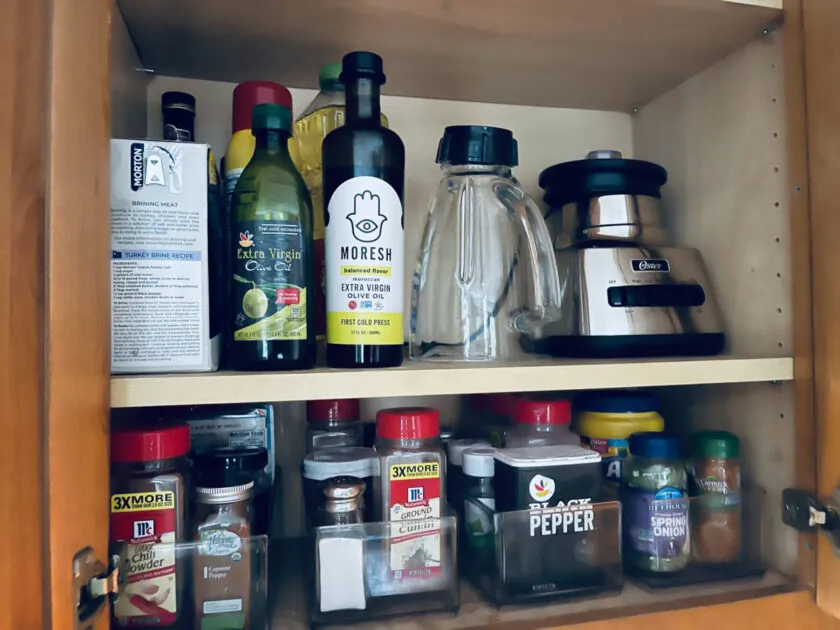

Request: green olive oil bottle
left=229, top=103, right=315, bottom=370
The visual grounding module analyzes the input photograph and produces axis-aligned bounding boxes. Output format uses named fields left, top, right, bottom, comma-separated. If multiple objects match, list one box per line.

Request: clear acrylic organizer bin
left=624, top=486, right=765, bottom=589
left=310, top=517, right=460, bottom=625
left=462, top=498, right=623, bottom=606
left=112, top=535, right=269, bottom=629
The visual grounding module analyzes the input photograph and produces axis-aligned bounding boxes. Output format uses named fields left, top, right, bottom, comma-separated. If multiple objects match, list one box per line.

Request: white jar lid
left=448, top=438, right=490, bottom=466
left=493, top=444, right=601, bottom=468
left=303, top=447, right=378, bottom=481
left=463, top=446, right=496, bottom=477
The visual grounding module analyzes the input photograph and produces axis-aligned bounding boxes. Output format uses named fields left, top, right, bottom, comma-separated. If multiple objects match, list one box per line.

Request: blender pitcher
left=410, top=126, right=560, bottom=362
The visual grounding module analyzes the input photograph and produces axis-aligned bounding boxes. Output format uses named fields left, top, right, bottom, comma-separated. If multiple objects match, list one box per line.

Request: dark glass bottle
left=229, top=103, right=315, bottom=370
left=322, top=51, right=406, bottom=369
left=162, top=91, right=196, bottom=142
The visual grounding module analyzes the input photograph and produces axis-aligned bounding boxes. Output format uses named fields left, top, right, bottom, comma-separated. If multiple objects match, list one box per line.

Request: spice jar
left=303, top=447, right=378, bottom=527
left=447, top=438, right=489, bottom=504
left=110, top=423, right=190, bottom=627
left=306, top=399, right=362, bottom=453
left=462, top=447, right=495, bottom=566
left=505, top=397, right=579, bottom=448
left=621, top=432, right=690, bottom=574
left=690, top=431, right=742, bottom=564
left=193, top=480, right=254, bottom=630
left=318, top=478, right=367, bottom=526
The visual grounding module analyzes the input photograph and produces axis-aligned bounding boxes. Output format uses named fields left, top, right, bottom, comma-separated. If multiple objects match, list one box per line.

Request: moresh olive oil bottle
left=322, top=51, right=406, bottom=369
left=229, top=103, right=315, bottom=370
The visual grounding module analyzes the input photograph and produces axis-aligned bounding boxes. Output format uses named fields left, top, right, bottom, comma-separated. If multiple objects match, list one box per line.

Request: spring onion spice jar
left=621, top=432, right=690, bottom=573
left=689, top=430, right=742, bottom=563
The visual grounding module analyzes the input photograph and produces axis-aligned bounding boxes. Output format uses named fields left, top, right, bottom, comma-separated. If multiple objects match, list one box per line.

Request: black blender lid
left=539, top=150, right=667, bottom=207
left=436, top=125, right=518, bottom=167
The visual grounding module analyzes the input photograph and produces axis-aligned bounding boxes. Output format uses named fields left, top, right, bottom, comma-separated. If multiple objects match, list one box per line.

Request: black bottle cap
left=340, top=51, right=386, bottom=85
left=436, top=125, right=518, bottom=167
left=161, top=91, right=196, bottom=113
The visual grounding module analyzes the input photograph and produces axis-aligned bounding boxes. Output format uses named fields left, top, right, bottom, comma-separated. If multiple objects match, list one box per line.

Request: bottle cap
left=161, top=91, right=195, bottom=114
left=462, top=447, right=496, bottom=478
left=194, top=481, right=255, bottom=504
left=376, top=407, right=439, bottom=441
left=513, top=398, right=571, bottom=426
left=692, top=430, right=740, bottom=459
left=447, top=439, right=490, bottom=466
left=307, top=399, right=360, bottom=423
left=232, top=81, right=293, bottom=133
left=111, top=424, right=190, bottom=463
left=340, top=51, right=386, bottom=85
left=303, top=447, right=378, bottom=481
left=629, top=432, right=681, bottom=459
left=436, top=125, right=518, bottom=167
left=251, top=103, right=292, bottom=133
left=576, top=390, right=659, bottom=414
left=319, top=63, right=344, bottom=91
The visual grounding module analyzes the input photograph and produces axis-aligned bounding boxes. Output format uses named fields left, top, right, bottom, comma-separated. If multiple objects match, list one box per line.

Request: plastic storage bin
left=310, top=516, right=459, bottom=625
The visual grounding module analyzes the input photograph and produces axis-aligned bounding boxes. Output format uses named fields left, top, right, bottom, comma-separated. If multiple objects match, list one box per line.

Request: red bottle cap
left=513, top=398, right=571, bottom=426
left=232, top=81, right=293, bottom=133
left=111, top=424, right=190, bottom=463
left=307, top=399, right=360, bottom=423
left=376, top=407, right=440, bottom=441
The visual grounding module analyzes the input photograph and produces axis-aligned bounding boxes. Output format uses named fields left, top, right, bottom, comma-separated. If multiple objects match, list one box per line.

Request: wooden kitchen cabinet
left=7, top=0, right=840, bottom=628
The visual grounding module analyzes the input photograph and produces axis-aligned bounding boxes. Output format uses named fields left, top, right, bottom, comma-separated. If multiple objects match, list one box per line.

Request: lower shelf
left=266, top=539, right=795, bottom=630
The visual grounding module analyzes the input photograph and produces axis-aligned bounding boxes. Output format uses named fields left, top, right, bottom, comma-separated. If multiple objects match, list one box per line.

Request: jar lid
left=252, top=103, right=291, bottom=133
left=376, top=407, right=440, bottom=441
left=447, top=439, right=490, bottom=466
left=576, top=391, right=659, bottom=414
left=232, top=80, right=293, bottom=133
left=111, top=424, right=190, bottom=463
left=513, top=398, right=571, bottom=426
left=161, top=91, right=195, bottom=113
left=319, top=63, right=343, bottom=91
left=436, top=125, right=518, bottom=167
left=340, top=51, right=386, bottom=85
left=303, top=447, right=377, bottom=481
left=493, top=445, right=600, bottom=468
left=307, top=399, right=360, bottom=423
left=194, top=480, right=254, bottom=504
left=463, top=447, right=496, bottom=477
left=692, top=430, right=740, bottom=459
left=629, top=432, right=681, bottom=459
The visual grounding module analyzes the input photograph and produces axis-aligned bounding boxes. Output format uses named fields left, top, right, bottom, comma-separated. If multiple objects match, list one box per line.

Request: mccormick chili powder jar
left=110, top=423, right=190, bottom=627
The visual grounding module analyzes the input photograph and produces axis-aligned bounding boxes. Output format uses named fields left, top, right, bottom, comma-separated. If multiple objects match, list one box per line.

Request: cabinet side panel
left=110, top=0, right=148, bottom=138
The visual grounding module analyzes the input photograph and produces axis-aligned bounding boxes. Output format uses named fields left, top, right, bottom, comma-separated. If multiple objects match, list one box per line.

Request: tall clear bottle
left=322, top=51, right=405, bottom=369
left=229, top=103, right=315, bottom=370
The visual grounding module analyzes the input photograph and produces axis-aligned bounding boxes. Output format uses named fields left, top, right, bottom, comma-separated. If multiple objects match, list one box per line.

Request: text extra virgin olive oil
left=323, top=52, right=406, bottom=368
left=229, top=103, right=315, bottom=370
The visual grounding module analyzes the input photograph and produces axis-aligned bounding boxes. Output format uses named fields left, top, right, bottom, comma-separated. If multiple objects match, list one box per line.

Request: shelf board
left=117, top=0, right=781, bottom=111
left=110, top=355, right=793, bottom=408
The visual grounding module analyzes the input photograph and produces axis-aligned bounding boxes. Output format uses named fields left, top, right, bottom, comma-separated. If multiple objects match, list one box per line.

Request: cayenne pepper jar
left=689, top=431, right=742, bottom=564
left=110, top=423, right=190, bottom=627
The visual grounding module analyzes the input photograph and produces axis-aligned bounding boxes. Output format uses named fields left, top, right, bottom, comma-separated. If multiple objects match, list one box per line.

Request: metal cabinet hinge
left=782, top=488, right=840, bottom=556
left=73, top=546, right=126, bottom=630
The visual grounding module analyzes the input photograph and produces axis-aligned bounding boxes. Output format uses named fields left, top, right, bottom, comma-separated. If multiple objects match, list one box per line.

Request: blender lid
left=436, top=125, right=518, bottom=167
left=539, top=150, right=668, bottom=207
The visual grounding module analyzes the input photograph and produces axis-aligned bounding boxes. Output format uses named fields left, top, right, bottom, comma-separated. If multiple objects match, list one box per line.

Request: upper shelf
left=111, top=355, right=793, bottom=407
left=117, top=0, right=782, bottom=111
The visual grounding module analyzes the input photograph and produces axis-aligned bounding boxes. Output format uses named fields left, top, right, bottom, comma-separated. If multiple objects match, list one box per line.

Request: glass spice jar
left=306, top=399, right=363, bottom=453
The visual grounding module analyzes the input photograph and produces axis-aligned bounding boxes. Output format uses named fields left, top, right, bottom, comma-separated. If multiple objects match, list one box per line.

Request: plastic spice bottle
left=505, top=397, right=579, bottom=448
left=446, top=438, right=489, bottom=503
left=621, top=433, right=690, bottom=573
left=689, top=431, right=742, bottom=564
left=110, top=423, right=190, bottom=627
left=193, top=480, right=254, bottom=630
left=462, top=447, right=496, bottom=564
left=306, top=399, right=362, bottom=453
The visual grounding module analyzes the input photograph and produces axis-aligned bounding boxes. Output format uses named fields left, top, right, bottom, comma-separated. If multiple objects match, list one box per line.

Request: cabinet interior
left=109, top=0, right=802, bottom=625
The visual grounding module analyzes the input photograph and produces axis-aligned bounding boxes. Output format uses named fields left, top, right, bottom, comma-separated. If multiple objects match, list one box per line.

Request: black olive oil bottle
left=229, top=103, right=315, bottom=370
left=322, top=51, right=406, bottom=369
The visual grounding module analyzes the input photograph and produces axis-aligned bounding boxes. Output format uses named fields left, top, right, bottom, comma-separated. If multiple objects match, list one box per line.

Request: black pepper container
left=162, top=91, right=196, bottom=142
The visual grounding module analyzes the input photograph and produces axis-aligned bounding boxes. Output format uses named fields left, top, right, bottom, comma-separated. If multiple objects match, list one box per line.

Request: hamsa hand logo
left=347, top=190, right=387, bottom=243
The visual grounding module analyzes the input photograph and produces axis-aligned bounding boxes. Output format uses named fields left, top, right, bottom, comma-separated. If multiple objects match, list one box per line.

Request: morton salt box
left=110, top=139, right=223, bottom=373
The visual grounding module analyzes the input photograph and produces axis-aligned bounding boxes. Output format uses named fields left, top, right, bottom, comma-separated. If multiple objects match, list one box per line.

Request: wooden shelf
left=110, top=355, right=793, bottom=408
left=117, top=0, right=781, bottom=111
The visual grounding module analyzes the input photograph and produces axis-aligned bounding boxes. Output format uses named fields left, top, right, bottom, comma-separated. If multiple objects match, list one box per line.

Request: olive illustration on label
left=243, top=284, right=269, bottom=319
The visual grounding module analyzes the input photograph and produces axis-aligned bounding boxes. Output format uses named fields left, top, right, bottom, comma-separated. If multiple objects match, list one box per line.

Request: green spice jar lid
left=693, top=430, right=740, bottom=459
left=319, top=63, right=343, bottom=91
left=251, top=102, right=292, bottom=133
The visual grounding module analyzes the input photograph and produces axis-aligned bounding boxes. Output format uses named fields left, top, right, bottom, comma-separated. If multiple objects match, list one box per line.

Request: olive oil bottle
left=229, top=103, right=315, bottom=370
left=322, top=51, right=406, bottom=369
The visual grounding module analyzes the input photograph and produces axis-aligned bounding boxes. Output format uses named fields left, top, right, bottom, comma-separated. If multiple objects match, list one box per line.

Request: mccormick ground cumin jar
left=110, top=423, right=190, bottom=627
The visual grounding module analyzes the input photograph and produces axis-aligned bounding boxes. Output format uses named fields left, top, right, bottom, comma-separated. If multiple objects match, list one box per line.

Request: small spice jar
left=689, top=431, right=742, bottom=564
left=446, top=438, right=489, bottom=504
left=193, top=480, right=255, bottom=630
left=621, top=432, right=690, bottom=574
left=306, top=399, right=363, bottom=453
left=303, top=447, right=377, bottom=527
left=110, top=423, right=190, bottom=627
left=462, top=447, right=495, bottom=566
left=505, top=397, right=579, bottom=448
left=318, top=478, right=367, bottom=526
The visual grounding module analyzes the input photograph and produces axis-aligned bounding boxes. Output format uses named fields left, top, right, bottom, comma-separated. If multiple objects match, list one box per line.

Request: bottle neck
left=254, top=129, right=290, bottom=156
left=443, top=163, right=512, bottom=178
left=346, top=77, right=381, bottom=124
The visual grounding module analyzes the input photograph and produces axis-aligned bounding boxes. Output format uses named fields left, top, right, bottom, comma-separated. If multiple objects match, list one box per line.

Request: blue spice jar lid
left=577, top=390, right=659, bottom=414
left=628, top=432, right=681, bottom=459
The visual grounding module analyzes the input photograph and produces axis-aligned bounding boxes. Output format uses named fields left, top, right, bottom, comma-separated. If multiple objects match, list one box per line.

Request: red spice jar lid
left=232, top=81, right=293, bottom=133
left=513, top=398, right=571, bottom=426
left=307, top=399, right=360, bottom=423
left=111, top=424, right=191, bottom=462
left=376, top=407, right=440, bottom=441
